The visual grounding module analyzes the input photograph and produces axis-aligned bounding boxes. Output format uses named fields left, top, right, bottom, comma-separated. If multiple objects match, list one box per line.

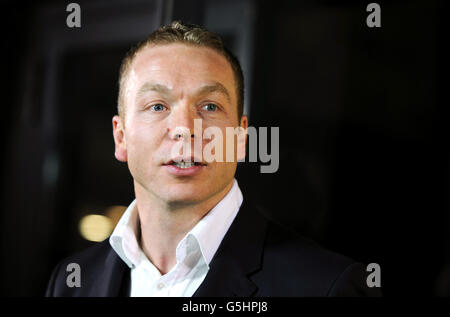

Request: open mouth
left=164, top=158, right=207, bottom=169
left=163, top=158, right=207, bottom=176
left=169, top=161, right=204, bottom=169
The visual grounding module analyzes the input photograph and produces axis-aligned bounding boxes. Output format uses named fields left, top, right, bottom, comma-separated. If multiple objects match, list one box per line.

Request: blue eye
left=150, top=104, right=167, bottom=112
left=203, top=103, right=217, bottom=112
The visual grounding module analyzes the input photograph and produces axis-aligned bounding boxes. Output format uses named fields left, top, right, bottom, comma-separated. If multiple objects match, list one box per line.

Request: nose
left=167, top=103, right=196, bottom=140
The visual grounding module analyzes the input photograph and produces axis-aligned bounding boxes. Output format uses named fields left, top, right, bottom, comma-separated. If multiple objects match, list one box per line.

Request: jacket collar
left=193, top=199, right=268, bottom=297
left=87, top=247, right=130, bottom=297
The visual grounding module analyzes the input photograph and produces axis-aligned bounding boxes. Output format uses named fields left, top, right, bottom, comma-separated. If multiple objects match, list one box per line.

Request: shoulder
left=265, top=219, right=354, bottom=272
left=252, top=209, right=381, bottom=296
left=52, top=239, right=112, bottom=274
left=45, top=239, right=116, bottom=296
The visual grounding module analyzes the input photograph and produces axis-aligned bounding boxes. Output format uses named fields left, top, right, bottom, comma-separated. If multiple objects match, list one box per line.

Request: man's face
left=113, top=43, right=247, bottom=206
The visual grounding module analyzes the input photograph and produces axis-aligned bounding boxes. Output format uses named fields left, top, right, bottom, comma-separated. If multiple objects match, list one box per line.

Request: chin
left=161, top=183, right=209, bottom=204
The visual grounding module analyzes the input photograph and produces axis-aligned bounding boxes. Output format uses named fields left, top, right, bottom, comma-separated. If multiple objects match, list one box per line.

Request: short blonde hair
left=117, top=21, right=244, bottom=120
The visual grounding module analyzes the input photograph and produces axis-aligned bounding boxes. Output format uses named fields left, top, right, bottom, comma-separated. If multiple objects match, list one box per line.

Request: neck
left=134, top=180, right=234, bottom=275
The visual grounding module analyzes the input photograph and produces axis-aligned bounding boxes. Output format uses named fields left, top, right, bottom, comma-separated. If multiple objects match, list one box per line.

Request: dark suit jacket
left=45, top=200, right=381, bottom=297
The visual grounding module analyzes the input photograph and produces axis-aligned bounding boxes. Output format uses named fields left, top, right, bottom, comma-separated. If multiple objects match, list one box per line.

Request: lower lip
left=163, top=164, right=206, bottom=176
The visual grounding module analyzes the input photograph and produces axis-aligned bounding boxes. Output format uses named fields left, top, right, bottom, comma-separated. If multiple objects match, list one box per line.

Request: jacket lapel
left=193, top=200, right=268, bottom=297
left=89, top=246, right=130, bottom=297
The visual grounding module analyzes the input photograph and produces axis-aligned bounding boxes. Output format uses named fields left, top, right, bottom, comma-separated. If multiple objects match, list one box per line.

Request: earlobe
left=237, top=115, right=248, bottom=161
left=115, top=145, right=128, bottom=162
left=240, top=115, right=248, bottom=130
left=112, top=115, right=128, bottom=162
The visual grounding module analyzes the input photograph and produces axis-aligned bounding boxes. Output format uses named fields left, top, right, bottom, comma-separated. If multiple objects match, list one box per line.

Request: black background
left=1, top=0, right=449, bottom=296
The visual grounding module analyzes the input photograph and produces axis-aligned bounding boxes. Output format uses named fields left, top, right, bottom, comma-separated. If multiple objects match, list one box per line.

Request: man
left=46, top=21, right=381, bottom=297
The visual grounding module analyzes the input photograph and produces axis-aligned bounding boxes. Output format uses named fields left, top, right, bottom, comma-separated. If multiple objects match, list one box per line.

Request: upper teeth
left=174, top=162, right=195, bottom=168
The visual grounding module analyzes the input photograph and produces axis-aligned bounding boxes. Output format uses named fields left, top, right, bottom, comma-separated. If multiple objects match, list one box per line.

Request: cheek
left=210, top=162, right=237, bottom=187
left=126, top=124, right=161, bottom=165
left=203, top=126, right=240, bottom=161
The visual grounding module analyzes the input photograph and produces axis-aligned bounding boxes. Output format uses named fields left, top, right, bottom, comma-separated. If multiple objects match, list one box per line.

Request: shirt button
left=157, top=283, right=165, bottom=290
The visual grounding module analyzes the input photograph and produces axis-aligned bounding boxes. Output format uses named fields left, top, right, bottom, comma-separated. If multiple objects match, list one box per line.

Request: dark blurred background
left=1, top=0, right=449, bottom=296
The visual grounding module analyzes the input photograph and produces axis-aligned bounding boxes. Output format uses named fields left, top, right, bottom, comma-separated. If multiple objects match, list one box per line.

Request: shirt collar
left=109, top=199, right=140, bottom=268
left=186, top=179, right=243, bottom=265
left=109, top=179, right=243, bottom=269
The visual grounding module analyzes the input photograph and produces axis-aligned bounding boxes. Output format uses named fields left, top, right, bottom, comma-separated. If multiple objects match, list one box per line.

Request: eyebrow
left=136, top=83, right=171, bottom=102
left=195, top=83, right=231, bottom=102
left=135, top=82, right=231, bottom=103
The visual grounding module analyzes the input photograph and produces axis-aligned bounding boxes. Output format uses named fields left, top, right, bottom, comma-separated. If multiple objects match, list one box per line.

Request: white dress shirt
left=109, top=179, right=243, bottom=297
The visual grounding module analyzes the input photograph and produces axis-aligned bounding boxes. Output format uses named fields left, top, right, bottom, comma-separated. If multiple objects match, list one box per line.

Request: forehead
left=127, top=43, right=236, bottom=99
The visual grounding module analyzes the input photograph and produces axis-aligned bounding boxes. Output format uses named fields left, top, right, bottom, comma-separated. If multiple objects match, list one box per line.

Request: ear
left=112, top=115, right=128, bottom=162
left=237, top=115, right=248, bottom=162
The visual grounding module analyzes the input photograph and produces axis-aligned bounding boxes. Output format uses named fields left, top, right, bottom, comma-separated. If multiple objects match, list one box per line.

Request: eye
left=149, top=103, right=167, bottom=112
left=202, top=103, right=218, bottom=112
